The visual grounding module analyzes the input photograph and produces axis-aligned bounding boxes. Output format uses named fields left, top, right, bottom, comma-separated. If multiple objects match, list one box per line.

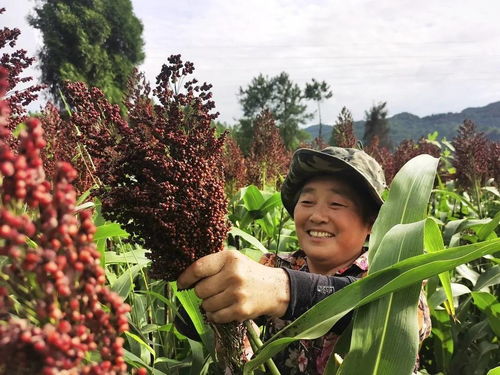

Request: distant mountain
left=304, top=101, right=500, bottom=148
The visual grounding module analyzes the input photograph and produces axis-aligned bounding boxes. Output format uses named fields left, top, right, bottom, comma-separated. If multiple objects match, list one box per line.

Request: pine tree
left=305, top=78, right=333, bottom=141
left=363, top=102, right=391, bottom=149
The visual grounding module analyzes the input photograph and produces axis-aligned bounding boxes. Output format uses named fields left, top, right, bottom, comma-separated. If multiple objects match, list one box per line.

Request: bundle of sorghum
left=73, top=55, right=230, bottom=282
left=0, top=67, right=137, bottom=375
left=245, top=109, right=290, bottom=188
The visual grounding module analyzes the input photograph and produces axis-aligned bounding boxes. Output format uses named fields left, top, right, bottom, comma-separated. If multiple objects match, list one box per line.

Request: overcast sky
left=3, top=0, right=500, bottom=126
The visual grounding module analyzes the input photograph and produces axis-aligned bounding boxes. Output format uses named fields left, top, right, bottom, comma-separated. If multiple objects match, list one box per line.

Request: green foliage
left=227, top=185, right=297, bottom=254
left=29, top=0, right=144, bottom=105
left=237, top=72, right=312, bottom=151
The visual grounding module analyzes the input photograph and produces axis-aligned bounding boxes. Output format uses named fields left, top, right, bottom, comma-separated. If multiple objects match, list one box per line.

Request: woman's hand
left=177, top=250, right=290, bottom=323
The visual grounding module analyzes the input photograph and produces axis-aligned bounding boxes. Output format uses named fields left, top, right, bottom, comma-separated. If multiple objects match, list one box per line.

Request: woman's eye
left=330, top=202, right=345, bottom=207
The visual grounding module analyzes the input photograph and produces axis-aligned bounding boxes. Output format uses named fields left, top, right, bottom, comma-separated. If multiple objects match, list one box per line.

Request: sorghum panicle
left=331, top=106, right=357, bottom=148
left=452, top=120, right=495, bottom=189
left=0, top=67, right=134, bottom=375
left=365, top=135, right=395, bottom=184
left=222, top=135, right=247, bottom=195
left=393, top=138, right=440, bottom=178
left=90, top=55, right=229, bottom=281
left=245, top=109, right=290, bottom=188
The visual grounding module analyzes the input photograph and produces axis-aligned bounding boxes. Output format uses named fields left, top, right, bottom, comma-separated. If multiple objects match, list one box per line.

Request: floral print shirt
left=255, top=250, right=432, bottom=375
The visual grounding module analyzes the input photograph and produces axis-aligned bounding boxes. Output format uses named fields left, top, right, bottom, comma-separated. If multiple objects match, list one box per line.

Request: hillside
left=305, top=101, right=500, bottom=147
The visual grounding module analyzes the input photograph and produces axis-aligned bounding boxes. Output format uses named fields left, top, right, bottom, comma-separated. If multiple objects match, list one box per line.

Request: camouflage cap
left=281, top=147, right=387, bottom=217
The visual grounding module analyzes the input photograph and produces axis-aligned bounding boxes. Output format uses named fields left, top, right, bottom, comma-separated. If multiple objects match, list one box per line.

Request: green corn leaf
left=125, top=331, right=156, bottom=359
left=368, top=154, right=439, bottom=263
left=477, top=210, right=500, bottom=241
left=258, top=192, right=282, bottom=212
left=124, top=349, right=169, bottom=375
left=105, top=249, right=150, bottom=265
left=338, top=220, right=433, bottom=375
left=94, top=222, right=129, bottom=241
left=111, top=263, right=146, bottom=299
left=471, top=291, right=500, bottom=337
left=339, top=154, right=438, bottom=374
left=424, top=218, right=455, bottom=316
left=189, top=339, right=207, bottom=375
left=171, top=282, right=215, bottom=358
left=229, top=227, right=268, bottom=253
left=474, top=265, right=500, bottom=291
left=428, top=283, right=471, bottom=309
left=243, top=236, right=500, bottom=374
left=241, top=185, right=265, bottom=211
left=487, top=366, right=500, bottom=375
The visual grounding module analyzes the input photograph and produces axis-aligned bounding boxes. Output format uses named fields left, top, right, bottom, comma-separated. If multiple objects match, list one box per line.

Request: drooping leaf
left=241, top=185, right=265, bottom=211
left=105, top=249, right=150, bottom=265
left=477, top=210, right=500, bottom=241
left=428, top=283, right=472, bottom=309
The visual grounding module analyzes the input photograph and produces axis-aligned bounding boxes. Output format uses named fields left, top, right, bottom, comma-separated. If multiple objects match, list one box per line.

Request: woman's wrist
left=266, top=267, right=290, bottom=318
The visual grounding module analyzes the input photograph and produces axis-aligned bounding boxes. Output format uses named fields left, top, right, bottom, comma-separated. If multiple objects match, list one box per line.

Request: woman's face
left=293, top=176, right=372, bottom=275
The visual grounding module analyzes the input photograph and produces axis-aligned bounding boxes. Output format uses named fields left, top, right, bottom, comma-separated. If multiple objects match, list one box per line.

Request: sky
left=3, top=0, right=500, bottom=126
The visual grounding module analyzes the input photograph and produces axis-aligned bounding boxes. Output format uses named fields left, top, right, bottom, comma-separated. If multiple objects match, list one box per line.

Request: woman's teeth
left=309, top=230, right=333, bottom=238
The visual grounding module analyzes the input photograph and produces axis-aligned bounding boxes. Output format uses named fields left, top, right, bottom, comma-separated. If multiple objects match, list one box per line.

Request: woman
left=177, top=146, right=430, bottom=374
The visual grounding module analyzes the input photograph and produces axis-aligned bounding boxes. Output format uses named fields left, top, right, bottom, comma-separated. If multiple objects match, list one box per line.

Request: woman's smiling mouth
left=307, top=230, right=334, bottom=238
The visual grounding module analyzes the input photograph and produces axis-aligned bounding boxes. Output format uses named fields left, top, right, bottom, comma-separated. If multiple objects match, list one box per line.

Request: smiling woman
left=176, top=146, right=432, bottom=374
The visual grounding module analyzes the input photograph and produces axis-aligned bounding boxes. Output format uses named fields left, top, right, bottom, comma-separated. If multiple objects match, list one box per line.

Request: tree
left=305, top=78, right=333, bottom=140
left=363, top=101, right=391, bottom=149
left=238, top=72, right=312, bottom=150
left=29, top=0, right=144, bottom=105
left=329, top=106, right=357, bottom=147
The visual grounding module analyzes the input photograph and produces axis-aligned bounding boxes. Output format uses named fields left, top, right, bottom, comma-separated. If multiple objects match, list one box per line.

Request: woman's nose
left=309, top=206, right=329, bottom=223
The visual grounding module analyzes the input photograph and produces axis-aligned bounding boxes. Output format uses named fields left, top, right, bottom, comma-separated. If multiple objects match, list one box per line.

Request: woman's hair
left=292, top=170, right=380, bottom=225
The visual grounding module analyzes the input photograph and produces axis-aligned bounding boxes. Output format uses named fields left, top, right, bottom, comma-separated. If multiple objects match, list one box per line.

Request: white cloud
left=4, top=0, right=500, bottom=124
